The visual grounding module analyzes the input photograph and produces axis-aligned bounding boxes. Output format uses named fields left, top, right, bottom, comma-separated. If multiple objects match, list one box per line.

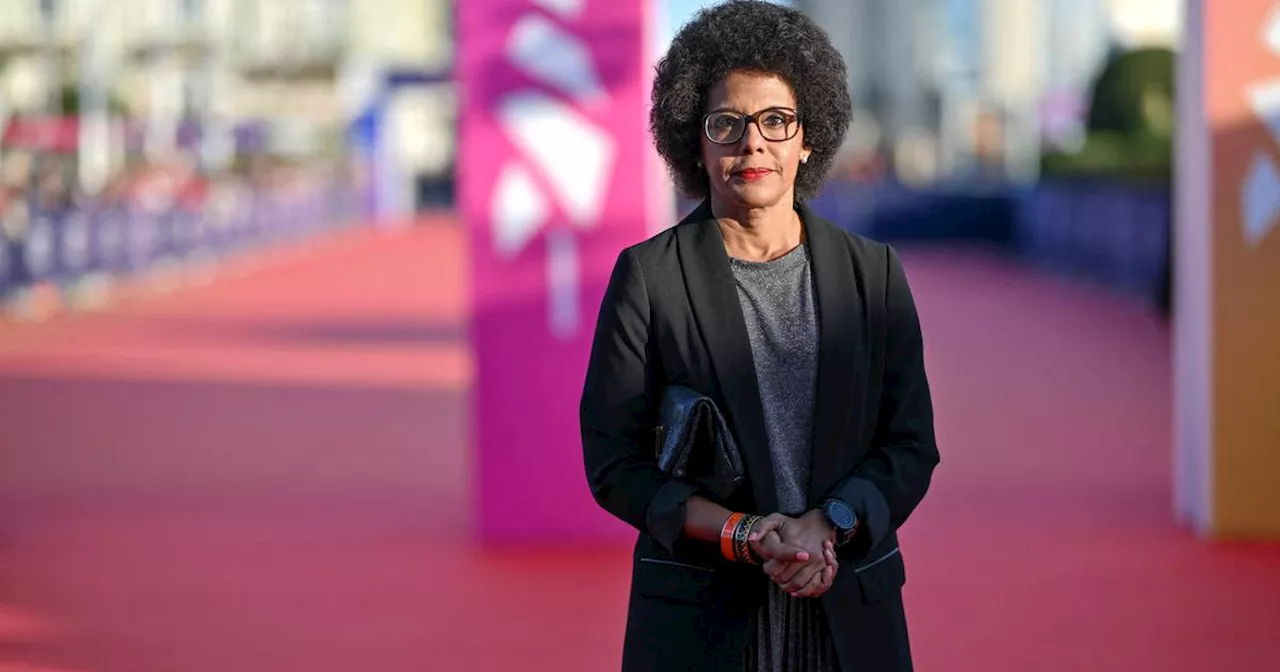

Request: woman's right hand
left=751, top=527, right=811, bottom=564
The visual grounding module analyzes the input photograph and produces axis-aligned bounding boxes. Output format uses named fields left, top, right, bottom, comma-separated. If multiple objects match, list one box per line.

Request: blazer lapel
left=675, top=202, right=779, bottom=514
left=801, top=202, right=869, bottom=503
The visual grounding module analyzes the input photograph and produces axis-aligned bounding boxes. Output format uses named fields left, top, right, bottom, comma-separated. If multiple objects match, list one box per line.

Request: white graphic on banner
left=1244, top=152, right=1280, bottom=248
left=490, top=5, right=616, bottom=339
left=1266, top=5, right=1280, bottom=54
left=1248, top=80, right=1280, bottom=146
left=1242, top=5, right=1280, bottom=248
left=547, top=229, right=581, bottom=336
left=508, top=15, right=606, bottom=109
left=532, top=0, right=584, bottom=19
left=496, top=92, right=615, bottom=228
left=492, top=164, right=549, bottom=258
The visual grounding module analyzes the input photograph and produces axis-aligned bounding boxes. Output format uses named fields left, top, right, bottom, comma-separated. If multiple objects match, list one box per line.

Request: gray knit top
left=729, top=244, right=840, bottom=672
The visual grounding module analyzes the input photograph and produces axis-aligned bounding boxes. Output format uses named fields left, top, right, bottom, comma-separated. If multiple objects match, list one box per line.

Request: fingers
left=764, top=556, right=807, bottom=586
left=781, top=561, right=824, bottom=595
left=747, top=513, right=790, bottom=544
left=788, top=541, right=840, bottom=599
left=778, top=545, right=831, bottom=594
left=749, top=514, right=816, bottom=564
left=753, top=530, right=810, bottom=563
left=790, top=565, right=828, bottom=598
left=818, top=541, right=839, bottom=594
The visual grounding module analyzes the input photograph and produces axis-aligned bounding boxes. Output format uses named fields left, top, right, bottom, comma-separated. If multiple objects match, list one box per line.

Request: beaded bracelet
left=720, top=513, right=764, bottom=564
left=720, top=513, right=745, bottom=561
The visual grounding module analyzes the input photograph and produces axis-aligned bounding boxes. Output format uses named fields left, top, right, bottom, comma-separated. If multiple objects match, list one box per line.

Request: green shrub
left=1040, top=46, right=1176, bottom=185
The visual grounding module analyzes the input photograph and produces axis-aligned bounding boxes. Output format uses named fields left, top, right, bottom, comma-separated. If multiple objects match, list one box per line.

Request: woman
left=580, top=2, right=939, bottom=670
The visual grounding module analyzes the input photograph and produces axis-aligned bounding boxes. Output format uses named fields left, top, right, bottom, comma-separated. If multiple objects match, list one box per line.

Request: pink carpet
left=0, top=227, right=1276, bottom=671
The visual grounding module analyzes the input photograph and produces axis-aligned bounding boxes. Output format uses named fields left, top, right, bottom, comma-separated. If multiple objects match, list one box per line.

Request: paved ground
left=0, top=225, right=1276, bottom=671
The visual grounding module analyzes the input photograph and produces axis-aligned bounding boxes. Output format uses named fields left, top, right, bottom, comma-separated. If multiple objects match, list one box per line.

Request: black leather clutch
left=654, top=385, right=745, bottom=501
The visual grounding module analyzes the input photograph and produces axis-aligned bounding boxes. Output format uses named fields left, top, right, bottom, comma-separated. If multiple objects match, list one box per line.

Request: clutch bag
left=654, top=385, right=745, bottom=501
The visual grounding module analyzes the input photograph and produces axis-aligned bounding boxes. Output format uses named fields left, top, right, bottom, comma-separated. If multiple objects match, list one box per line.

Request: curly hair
left=649, top=0, right=852, bottom=201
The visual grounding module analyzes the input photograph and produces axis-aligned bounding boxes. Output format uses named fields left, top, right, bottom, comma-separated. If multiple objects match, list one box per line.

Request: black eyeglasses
left=702, top=107, right=800, bottom=145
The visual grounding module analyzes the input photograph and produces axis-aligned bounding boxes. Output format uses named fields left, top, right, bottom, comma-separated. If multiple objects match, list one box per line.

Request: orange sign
left=1206, top=0, right=1280, bottom=535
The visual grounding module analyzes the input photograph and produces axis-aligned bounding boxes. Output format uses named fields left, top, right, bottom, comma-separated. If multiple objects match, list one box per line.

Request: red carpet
left=0, top=227, right=1277, bottom=671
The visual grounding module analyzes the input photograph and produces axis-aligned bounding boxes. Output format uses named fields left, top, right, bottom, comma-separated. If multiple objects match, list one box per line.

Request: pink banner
left=459, top=0, right=665, bottom=543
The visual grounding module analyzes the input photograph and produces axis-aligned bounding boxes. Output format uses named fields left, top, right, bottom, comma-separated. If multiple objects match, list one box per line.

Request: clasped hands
left=748, top=509, right=839, bottom=599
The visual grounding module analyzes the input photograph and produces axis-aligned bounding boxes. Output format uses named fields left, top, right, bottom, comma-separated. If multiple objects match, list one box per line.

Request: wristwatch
left=821, top=498, right=859, bottom=546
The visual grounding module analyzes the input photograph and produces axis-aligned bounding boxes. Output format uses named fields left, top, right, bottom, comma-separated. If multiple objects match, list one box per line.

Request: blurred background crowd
left=0, top=0, right=453, bottom=319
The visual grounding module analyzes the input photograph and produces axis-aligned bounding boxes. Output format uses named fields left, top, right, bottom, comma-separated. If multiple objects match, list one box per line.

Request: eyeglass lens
left=704, top=108, right=798, bottom=144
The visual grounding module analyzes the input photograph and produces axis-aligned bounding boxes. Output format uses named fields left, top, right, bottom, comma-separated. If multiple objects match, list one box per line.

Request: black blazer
left=580, top=201, right=939, bottom=672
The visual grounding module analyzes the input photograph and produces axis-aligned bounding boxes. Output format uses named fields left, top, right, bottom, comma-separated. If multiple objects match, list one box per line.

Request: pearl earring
left=800, top=155, right=809, bottom=164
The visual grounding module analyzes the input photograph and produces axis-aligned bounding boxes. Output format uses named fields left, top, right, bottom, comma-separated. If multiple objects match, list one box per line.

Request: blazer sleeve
left=828, top=244, right=940, bottom=555
left=581, top=247, right=699, bottom=553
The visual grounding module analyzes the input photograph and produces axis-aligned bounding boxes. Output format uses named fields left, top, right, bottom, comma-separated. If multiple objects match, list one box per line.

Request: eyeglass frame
left=701, top=106, right=802, bottom=145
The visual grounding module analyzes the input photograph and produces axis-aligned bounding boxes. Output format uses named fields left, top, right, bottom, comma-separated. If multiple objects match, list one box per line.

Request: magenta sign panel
left=459, top=0, right=665, bottom=543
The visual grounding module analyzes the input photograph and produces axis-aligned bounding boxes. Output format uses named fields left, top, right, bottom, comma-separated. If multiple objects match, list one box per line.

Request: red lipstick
left=734, top=168, right=773, bottom=181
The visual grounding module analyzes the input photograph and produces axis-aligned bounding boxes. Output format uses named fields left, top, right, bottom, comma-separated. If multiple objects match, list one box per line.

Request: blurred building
left=342, top=0, right=456, bottom=213
left=796, top=0, right=942, bottom=183
left=1106, top=0, right=1182, bottom=48
left=0, top=0, right=67, bottom=118
left=0, top=0, right=455, bottom=214
left=795, top=0, right=1179, bottom=186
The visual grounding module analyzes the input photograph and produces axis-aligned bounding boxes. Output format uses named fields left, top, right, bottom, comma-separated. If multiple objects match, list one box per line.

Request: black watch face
left=825, top=500, right=855, bottom=530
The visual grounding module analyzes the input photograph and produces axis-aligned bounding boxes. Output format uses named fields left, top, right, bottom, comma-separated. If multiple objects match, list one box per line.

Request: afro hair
left=649, top=0, right=852, bottom=201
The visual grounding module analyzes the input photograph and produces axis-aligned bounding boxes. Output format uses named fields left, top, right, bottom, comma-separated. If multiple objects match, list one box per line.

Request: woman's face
left=700, top=71, right=810, bottom=213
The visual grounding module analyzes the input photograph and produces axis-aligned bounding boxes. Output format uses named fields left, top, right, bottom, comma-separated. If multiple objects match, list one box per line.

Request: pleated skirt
left=744, top=582, right=841, bottom=672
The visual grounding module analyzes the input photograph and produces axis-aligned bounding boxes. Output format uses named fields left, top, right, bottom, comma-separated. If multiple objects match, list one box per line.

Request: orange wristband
left=720, top=512, right=745, bottom=561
